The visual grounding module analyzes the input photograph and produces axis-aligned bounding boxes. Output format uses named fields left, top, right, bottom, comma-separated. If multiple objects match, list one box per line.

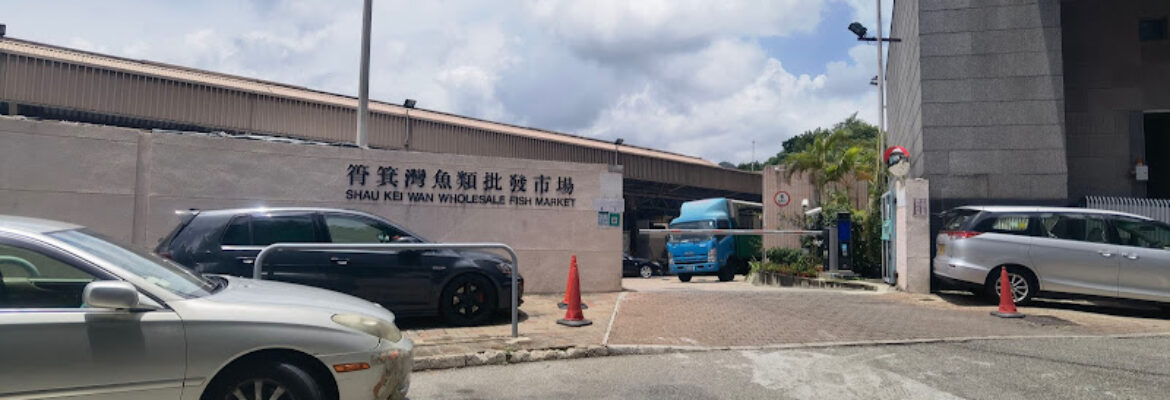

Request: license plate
left=937, top=244, right=946, bottom=255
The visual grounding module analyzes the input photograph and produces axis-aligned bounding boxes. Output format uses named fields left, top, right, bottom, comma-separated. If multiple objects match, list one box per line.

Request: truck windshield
left=669, top=220, right=715, bottom=243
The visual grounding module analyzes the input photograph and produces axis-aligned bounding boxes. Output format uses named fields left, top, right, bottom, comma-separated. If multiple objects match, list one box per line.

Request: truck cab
left=667, top=198, right=761, bottom=282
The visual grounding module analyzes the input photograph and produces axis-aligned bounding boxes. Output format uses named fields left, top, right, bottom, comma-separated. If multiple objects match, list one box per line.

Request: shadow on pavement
left=934, top=290, right=1169, bottom=320
left=396, top=310, right=530, bottom=330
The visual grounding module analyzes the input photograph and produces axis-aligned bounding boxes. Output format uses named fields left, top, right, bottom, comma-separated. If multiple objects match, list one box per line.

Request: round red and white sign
left=774, top=191, right=791, bottom=207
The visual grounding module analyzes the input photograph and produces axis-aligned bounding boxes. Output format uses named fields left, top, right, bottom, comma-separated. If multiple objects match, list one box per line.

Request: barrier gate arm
left=638, top=229, right=823, bottom=236
left=253, top=242, right=520, bottom=338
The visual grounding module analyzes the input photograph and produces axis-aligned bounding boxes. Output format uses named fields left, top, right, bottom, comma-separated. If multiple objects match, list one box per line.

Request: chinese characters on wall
left=344, top=164, right=577, bottom=208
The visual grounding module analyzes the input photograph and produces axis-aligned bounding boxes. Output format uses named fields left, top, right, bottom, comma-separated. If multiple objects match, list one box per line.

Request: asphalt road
left=408, top=336, right=1170, bottom=400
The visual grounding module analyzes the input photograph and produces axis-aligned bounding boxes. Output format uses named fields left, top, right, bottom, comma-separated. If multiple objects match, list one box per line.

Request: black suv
left=155, top=207, right=522, bottom=326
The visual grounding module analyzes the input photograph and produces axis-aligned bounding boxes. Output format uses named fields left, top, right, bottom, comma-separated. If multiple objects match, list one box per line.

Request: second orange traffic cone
left=990, top=268, right=1024, bottom=319
left=557, top=254, right=592, bottom=327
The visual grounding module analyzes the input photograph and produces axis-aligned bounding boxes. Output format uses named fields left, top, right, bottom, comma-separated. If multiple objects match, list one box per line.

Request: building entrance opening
left=1147, top=113, right=1170, bottom=199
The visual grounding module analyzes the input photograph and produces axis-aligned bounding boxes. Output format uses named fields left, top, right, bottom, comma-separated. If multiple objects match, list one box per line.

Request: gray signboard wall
left=0, top=117, right=622, bottom=293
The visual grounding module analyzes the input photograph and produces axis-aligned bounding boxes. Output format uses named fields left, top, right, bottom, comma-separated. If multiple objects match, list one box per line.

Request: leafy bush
left=750, top=253, right=819, bottom=278
left=765, top=247, right=803, bottom=265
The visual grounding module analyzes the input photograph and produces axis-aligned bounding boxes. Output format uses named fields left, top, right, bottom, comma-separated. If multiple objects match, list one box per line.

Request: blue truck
left=667, top=198, right=762, bottom=282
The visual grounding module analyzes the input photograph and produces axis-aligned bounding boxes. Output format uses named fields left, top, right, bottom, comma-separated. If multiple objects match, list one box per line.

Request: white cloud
left=4, top=0, right=881, bottom=164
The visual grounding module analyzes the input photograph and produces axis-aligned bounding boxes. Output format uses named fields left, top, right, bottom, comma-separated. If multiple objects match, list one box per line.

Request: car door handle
left=236, top=257, right=255, bottom=264
left=1097, top=250, right=1113, bottom=258
left=1123, top=253, right=1139, bottom=260
left=330, top=257, right=349, bottom=265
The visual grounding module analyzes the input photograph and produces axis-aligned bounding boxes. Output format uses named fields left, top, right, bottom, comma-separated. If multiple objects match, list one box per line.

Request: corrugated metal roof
left=0, top=37, right=718, bottom=167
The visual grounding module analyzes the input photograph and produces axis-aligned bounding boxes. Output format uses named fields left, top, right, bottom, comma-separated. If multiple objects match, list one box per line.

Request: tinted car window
left=252, top=215, right=318, bottom=245
left=324, top=214, right=408, bottom=243
left=1040, top=214, right=1109, bottom=243
left=974, top=214, right=1033, bottom=236
left=51, top=229, right=215, bottom=299
left=942, top=209, right=979, bottom=231
left=1113, top=218, right=1170, bottom=250
left=221, top=217, right=251, bottom=246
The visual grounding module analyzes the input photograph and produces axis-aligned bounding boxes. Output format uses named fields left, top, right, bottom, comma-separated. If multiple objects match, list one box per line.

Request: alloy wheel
left=451, top=281, right=487, bottom=317
left=228, top=378, right=291, bottom=400
left=639, top=265, right=653, bottom=278
left=994, top=272, right=1029, bottom=303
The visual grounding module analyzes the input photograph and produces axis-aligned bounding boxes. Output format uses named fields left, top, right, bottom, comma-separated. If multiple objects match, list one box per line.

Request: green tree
left=780, top=128, right=874, bottom=205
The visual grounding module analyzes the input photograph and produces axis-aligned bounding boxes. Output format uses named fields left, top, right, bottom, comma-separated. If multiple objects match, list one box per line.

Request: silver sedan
left=0, top=215, right=412, bottom=400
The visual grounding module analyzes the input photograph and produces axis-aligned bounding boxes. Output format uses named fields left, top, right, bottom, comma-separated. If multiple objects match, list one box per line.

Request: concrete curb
left=412, top=345, right=610, bottom=371
left=412, top=331, right=1170, bottom=371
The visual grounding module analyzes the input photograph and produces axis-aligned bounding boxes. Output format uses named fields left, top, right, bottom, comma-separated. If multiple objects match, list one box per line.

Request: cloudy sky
left=5, top=0, right=892, bottom=164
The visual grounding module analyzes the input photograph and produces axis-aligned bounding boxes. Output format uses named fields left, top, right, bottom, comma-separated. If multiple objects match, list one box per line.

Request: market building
left=0, top=35, right=762, bottom=292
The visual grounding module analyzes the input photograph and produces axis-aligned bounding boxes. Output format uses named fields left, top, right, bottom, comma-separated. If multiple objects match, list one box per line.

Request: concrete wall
left=888, top=0, right=926, bottom=179
left=894, top=0, right=1069, bottom=209
left=760, top=165, right=867, bottom=250
left=0, top=117, right=622, bottom=293
left=1062, top=0, right=1170, bottom=199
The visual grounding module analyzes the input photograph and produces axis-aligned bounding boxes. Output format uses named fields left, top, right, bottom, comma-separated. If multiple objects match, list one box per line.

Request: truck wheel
left=678, top=274, right=692, bottom=282
left=717, top=265, right=735, bottom=282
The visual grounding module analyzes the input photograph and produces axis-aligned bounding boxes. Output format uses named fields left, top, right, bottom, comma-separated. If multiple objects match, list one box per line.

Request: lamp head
left=848, top=22, right=868, bottom=39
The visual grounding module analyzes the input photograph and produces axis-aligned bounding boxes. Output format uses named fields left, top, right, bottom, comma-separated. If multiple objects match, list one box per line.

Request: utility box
left=836, top=212, right=852, bottom=271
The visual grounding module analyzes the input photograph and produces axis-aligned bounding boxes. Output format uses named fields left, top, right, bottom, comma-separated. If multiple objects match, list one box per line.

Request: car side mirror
left=83, top=281, right=150, bottom=311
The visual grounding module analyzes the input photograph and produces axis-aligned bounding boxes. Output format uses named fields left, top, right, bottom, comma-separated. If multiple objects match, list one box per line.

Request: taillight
left=944, top=230, right=981, bottom=240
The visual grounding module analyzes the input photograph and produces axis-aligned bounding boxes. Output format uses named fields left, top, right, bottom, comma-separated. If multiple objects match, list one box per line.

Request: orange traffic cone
left=991, top=268, right=1024, bottom=318
left=558, top=255, right=587, bottom=310
left=557, top=255, right=592, bottom=327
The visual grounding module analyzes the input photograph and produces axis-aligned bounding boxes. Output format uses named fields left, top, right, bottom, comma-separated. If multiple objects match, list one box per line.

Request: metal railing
left=253, top=242, right=520, bottom=337
left=1086, top=196, right=1170, bottom=224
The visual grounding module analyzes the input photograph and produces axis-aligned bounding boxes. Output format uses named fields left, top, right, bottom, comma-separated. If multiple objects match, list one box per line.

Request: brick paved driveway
left=607, top=277, right=1170, bottom=347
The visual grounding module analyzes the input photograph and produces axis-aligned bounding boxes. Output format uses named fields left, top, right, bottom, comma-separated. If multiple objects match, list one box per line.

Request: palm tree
left=782, top=128, right=874, bottom=206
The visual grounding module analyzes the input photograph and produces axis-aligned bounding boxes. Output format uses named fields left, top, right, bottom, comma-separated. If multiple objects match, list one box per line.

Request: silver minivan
left=0, top=215, right=412, bottom=400
left=934, top=206, right=1170, bottom=306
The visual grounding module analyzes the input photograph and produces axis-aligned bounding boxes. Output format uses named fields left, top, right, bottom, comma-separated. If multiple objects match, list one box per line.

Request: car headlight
left=496, top=262, right=513, bottom=276
left=332, top=314, right=403, bottom=342
left=708, top=248, right=717, bottom=263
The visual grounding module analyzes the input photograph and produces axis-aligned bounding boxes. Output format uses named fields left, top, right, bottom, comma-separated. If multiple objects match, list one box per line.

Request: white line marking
left=602, top=291, right=627, bottom=346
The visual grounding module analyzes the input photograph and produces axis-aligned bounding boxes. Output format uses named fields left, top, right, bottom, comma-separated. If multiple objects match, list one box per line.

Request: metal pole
left=875, top=0, right=885, bottom=174
left=355, top=0, right=372, bottom=148
left=254, top=242, right=520, bottom=338
left=404, top=110, right=412, bottom=149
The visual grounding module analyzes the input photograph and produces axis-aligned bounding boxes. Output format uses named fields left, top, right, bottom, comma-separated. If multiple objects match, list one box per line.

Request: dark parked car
left=622, top=254, right=663, bottom=278
left=155, top=207, right=522, bottom=326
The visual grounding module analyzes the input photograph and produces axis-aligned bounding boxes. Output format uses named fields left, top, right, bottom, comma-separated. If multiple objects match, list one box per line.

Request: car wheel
left=203, top=361, right=322, bottom=400
left=717, top=265, right=735, bottom=282
left=639, top=265, right=654, bottom=279
left=678, top=274, right=692, bottom=282
left=440, top=274, right=497, bottom=326
left=985, top=266, right=1037, bottom=306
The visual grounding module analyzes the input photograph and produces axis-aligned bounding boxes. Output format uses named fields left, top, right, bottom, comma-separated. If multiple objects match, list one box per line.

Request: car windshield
left=50, top=229, right=216, bottom=298
left=669, top=220, right=715, bottom=243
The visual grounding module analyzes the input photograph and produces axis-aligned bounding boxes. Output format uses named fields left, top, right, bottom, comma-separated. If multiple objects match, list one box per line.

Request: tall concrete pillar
left=895, top=178, right=931, bottom=293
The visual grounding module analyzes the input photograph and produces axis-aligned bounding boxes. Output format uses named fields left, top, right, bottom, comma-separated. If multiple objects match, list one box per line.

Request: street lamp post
left=613, top=138, right=624, bottom=166
left=848, top=12, right=900, bottom=177
left=355, top=0, right=372, bottom=149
